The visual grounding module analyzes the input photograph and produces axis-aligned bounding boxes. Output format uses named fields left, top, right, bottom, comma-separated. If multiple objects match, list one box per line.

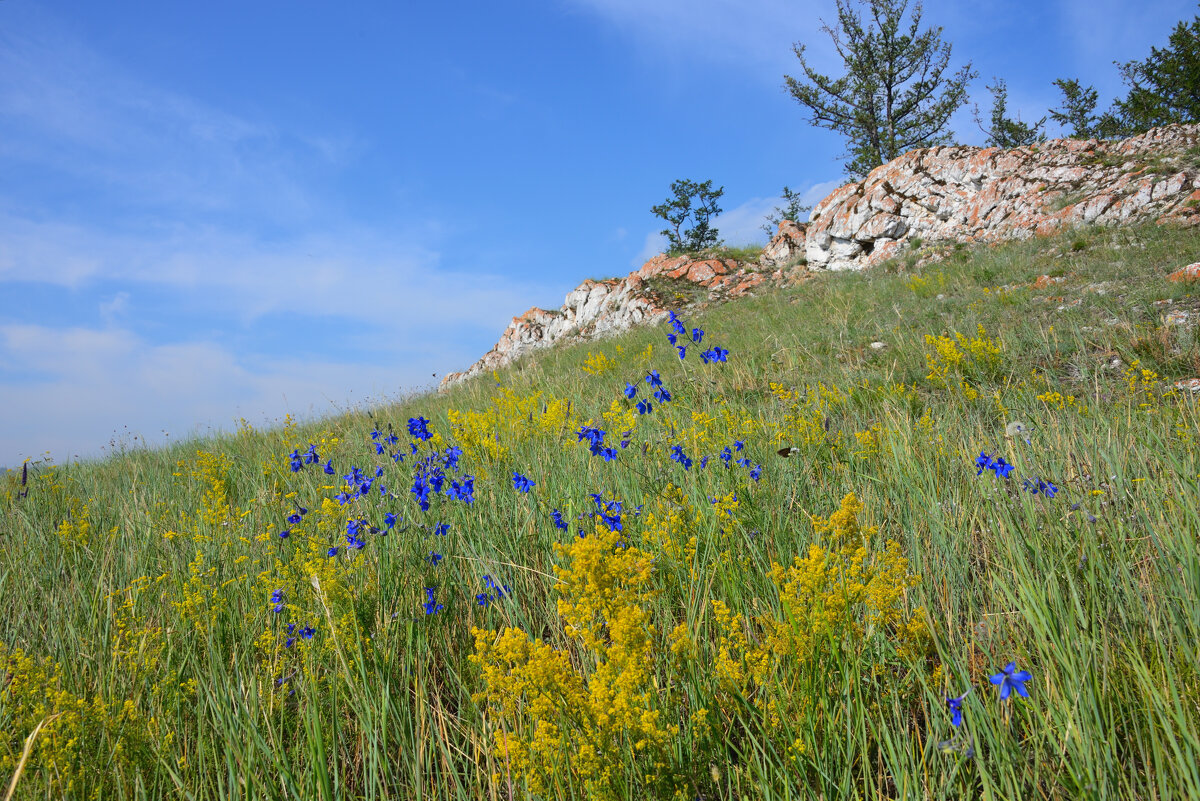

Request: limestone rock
left=806, top=124, right=1200, bottom=271
left=759, top=220, right=807, bottom=268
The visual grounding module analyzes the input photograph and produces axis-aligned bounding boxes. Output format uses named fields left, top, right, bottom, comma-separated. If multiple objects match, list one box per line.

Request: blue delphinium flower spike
left=989, top=662, right=1032, bottom=700
left=422, top=587, right=443, bottom=615
left=946, top=690, right=970, bottom=727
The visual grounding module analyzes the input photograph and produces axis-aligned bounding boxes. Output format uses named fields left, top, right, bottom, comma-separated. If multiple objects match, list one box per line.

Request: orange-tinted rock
left=1168, top=263, right=1200, bottom=282
left=807, top=124, right=1200, bottom=271
left=1032, top=274, right=1066, bottom=289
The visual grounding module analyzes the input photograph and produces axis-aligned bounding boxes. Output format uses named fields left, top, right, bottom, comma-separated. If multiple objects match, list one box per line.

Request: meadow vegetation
left=3, top=223, right=1200, bottom=799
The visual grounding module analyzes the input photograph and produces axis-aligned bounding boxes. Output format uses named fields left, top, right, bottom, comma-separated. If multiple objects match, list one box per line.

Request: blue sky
left=1, top=0, right=1195, bottom=466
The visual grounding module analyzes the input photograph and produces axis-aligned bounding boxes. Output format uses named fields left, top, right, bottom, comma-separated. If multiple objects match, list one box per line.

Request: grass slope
left=2, top=223, right=1200, bottom=800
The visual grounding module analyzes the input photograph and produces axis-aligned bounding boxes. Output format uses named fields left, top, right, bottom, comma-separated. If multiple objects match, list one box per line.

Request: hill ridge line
left=442, top=123, right=1200, bottom=388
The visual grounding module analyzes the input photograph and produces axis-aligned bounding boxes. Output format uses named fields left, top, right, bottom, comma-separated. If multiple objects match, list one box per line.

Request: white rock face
left=805, top=124, right=1200, bottom=271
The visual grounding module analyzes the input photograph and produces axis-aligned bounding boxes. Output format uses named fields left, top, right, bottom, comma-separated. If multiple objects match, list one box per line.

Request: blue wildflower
left=946, top=690, right=969, bottom=727
left=279, top=529, right=290, bottom=539
left=327, top=546, right=339, bottom=557
left=653, top=387, right=672, bottom=403
left=411, top=471, right=431, bottom=511
left=484, top=574, right=511, bottom=599
left=446, top=475, right=475, bottom=504
left=299, top=626, right=315, bottom=640
left=384, top=512, right=397, bottom=529
left=323, top=459, right=335, bottom=475
left=577, top=425, right=607, bottom=456
left=512, top=472, right=535, bottom=493
left=304, top=444, right=319, bottom=464
left=408, top=417, right=433, bottom=442
left=624, top=382, right=637, bottom=399
left=1023, top=477, right=1059, bottom=497
left=667, top=332, right=678, bottom=345
left=288, top=450, right=302, bottom=472
left=670, top=445, right=693, bottom=470
left=692, top=327, right=704, bottom=343
left=422, top=587, right=443, bottom=615
left=434, top=522, right=450, bottom=536
left=551, top=509, right=569, bottom=530
left=976, top=452, right=1015, bottom=478
left=989, top=662, right=1032, bottom=701
left=677, top=345, right=687, bottom=360
left=646, top=370, right=662, bottom=387
left=750, top=464, right=763, bottom=481
left=429, top=551, right=443, bottom=566
left=636, top=399, right=653, bottom=415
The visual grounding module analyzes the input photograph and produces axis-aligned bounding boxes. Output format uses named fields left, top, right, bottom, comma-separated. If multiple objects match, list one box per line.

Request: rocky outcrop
left=439, top=230, right=806, bottom=387
left=444, top=125, right=1200, bottom=387
left=807, top=124, right=1200, bottom=271
left=759, top=219, right=807, bottom=267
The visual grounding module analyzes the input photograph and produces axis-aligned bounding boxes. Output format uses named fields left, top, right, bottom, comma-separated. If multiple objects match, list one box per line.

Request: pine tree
left=1111, top=11, right=1200, bottom=132
left=785, top=0, right=977, bottom=178
left=975, top=78, right=1046, bottom=148
left=1048, top=78, right=1101, bottom=139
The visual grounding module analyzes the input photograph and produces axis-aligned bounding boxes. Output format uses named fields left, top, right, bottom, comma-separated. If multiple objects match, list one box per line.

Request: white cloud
left=99, top=291, right=130, bottom=325
left=0, top=323, right=449, bottom=465
left=632, top=230, right=668, bottom=267
left=0, top=212, right=546, bottom=335
left=714, top=196, right=780, bottom=246
left=564, top=0, right=835, bottom=75
left=800, top=179, right=844, bottom=209
left=1056, top=0, right=1196, bottom=77
left=0, top=14, right=339, bottom=226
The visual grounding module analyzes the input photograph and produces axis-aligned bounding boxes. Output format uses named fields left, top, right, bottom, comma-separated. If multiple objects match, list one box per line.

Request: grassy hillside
left=3, top=223, right=1199, bottom=799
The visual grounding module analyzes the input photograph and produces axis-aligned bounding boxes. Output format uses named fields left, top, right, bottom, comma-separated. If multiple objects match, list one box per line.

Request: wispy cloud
left=0, top=10, right=561, bottom=465
left=564, top=0, right=833, bottom=75
left=0, top=13, right=337, bottom=227
left=0, top=322, right=455, bottom=465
